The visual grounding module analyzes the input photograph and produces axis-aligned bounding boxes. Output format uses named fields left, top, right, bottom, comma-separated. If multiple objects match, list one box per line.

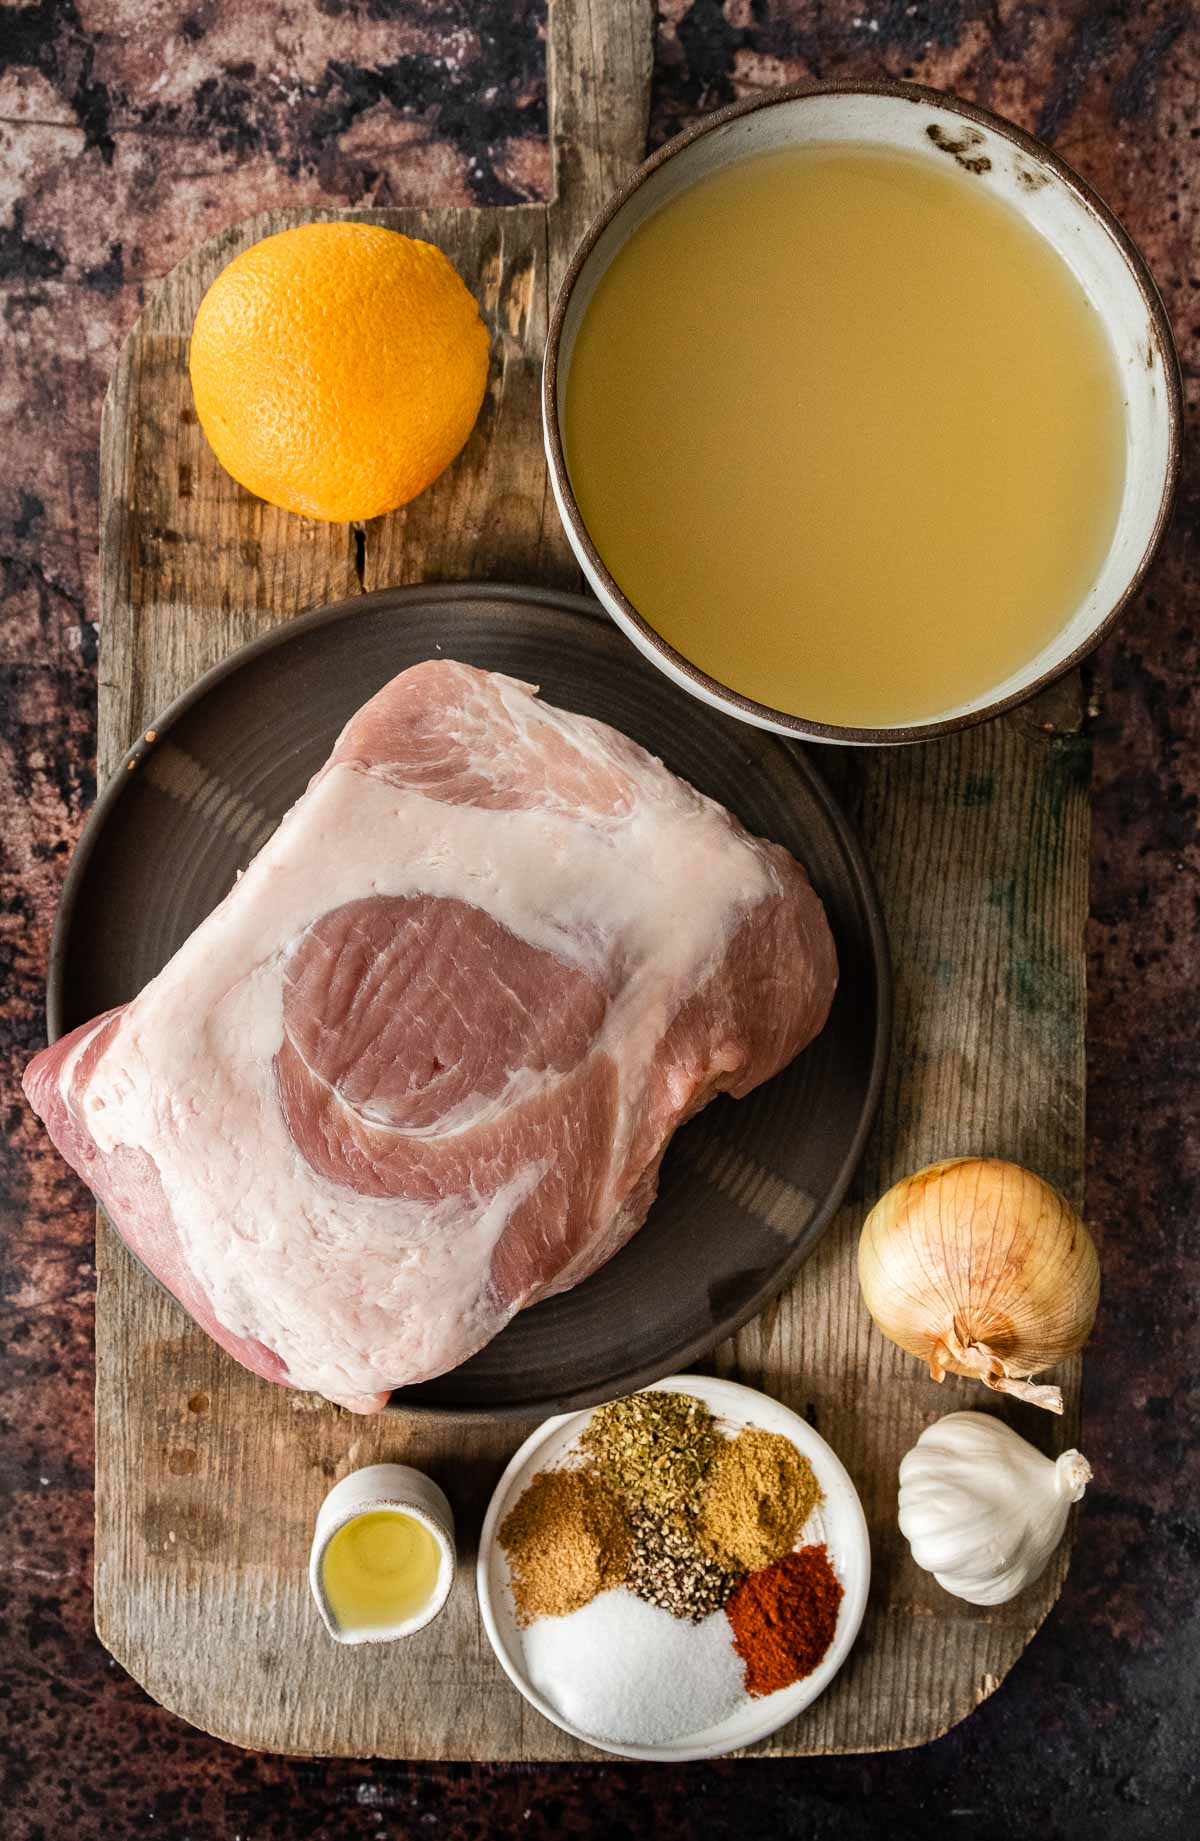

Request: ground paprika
left=724, top=1543, right=843, bottom=1696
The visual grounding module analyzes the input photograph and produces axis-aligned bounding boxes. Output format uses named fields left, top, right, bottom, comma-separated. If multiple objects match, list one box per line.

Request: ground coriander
left=697, top=1426, right=821, bottom=1572
left=499, top=1467, right=631, bottom=1625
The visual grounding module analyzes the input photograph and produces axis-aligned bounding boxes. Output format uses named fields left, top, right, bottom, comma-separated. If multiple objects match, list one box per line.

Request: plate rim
left=475, top=1374, right=873, bottom=1760
left=48, top=581, right=891, bottom=1419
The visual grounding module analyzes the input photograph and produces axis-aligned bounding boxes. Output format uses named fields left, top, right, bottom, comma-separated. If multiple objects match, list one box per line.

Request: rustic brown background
left=1, top=2, right=1196, bottom=1835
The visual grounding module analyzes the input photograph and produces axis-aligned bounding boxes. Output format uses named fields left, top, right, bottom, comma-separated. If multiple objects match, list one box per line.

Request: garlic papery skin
left=858, top=1158, right=1100, bottom=1414
left=898, top=1411, right=1092, bottom=1605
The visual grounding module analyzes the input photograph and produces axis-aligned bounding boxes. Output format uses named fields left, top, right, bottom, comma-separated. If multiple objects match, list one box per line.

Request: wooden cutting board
left=94, top=0, right=1088, bottom=1757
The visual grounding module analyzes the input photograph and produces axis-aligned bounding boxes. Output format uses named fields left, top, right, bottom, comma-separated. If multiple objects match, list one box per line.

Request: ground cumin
left=697, top=1427, right=821, bottom=1572
left=498, top=1468, right=631, bottom=1625
left=725, top=1544, right=843, bottom=1696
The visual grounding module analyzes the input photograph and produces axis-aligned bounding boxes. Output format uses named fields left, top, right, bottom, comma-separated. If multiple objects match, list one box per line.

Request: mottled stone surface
left=0, top=2, right=1196, bottom=1835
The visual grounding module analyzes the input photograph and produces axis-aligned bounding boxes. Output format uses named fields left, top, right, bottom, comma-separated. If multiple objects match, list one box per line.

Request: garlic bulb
left=858, top=1158, right=1099, bottom=1413
left=898, top=1410, right=1092, bottom=1604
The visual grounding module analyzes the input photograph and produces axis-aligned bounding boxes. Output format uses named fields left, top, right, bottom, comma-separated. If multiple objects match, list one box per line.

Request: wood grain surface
left=95, top=0, right=1087, bottom=1758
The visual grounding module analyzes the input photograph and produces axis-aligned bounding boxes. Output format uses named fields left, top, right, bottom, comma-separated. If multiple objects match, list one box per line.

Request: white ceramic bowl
left=309, top=1462, right=456, bottom=1644
left=544, top=82, right=1180, bottom=746
left=477, top=1376, right=871, bottom=1760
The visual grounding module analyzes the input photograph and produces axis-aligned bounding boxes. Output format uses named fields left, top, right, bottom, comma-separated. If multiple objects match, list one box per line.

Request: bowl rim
left=543, top=78, right=1183, bottom=747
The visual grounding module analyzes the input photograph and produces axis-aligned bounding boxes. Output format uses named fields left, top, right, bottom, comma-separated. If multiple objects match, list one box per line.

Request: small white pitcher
left=309, top=1462, right=456, bottom=1645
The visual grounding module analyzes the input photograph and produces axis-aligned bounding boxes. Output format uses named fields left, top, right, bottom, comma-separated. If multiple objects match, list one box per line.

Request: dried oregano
left=580, top=1390, right=719, bottom=1519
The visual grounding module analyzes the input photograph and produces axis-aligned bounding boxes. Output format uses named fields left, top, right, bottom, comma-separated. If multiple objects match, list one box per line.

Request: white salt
left=520, top=1588, right=746, bottom=1746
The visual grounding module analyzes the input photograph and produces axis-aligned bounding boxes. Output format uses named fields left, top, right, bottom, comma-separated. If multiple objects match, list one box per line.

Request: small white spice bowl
left=309, top=1462, right=456, bottom=1645
left=477, top=1376, right=870, bottom=1760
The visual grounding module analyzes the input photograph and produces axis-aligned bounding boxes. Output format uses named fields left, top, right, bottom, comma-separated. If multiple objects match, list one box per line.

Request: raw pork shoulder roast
left=25, top=662, right=837, bottom=1411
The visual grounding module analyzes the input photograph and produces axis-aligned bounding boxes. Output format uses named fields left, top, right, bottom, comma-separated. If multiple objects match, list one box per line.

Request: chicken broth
left=564, top=142, right=1127, bottom=728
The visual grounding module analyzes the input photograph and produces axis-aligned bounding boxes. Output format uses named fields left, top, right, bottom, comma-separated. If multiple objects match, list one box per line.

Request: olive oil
left=565, top=143, right=1127, bottom=728
left=321, top=1510, right=442, bottom=1634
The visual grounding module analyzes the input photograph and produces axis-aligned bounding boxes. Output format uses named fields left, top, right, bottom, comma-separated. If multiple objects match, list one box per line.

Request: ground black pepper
left=624, top=1508, right=741, bottom=1621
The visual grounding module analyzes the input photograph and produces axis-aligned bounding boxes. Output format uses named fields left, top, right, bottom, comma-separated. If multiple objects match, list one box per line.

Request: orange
left=188, top=222, right=490, bottom=522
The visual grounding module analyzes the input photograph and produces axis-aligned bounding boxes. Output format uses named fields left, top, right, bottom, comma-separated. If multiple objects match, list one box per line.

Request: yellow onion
left=857, top=1158, right=1099, bottom=1414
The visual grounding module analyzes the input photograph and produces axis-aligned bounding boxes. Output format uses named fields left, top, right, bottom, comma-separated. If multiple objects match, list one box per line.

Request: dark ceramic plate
left=49, top=585, right=889, bottom=1416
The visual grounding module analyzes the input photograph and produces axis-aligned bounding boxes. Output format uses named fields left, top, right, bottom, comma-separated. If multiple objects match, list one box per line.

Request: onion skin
left=857, top=1158, right=1100, bottom=1414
